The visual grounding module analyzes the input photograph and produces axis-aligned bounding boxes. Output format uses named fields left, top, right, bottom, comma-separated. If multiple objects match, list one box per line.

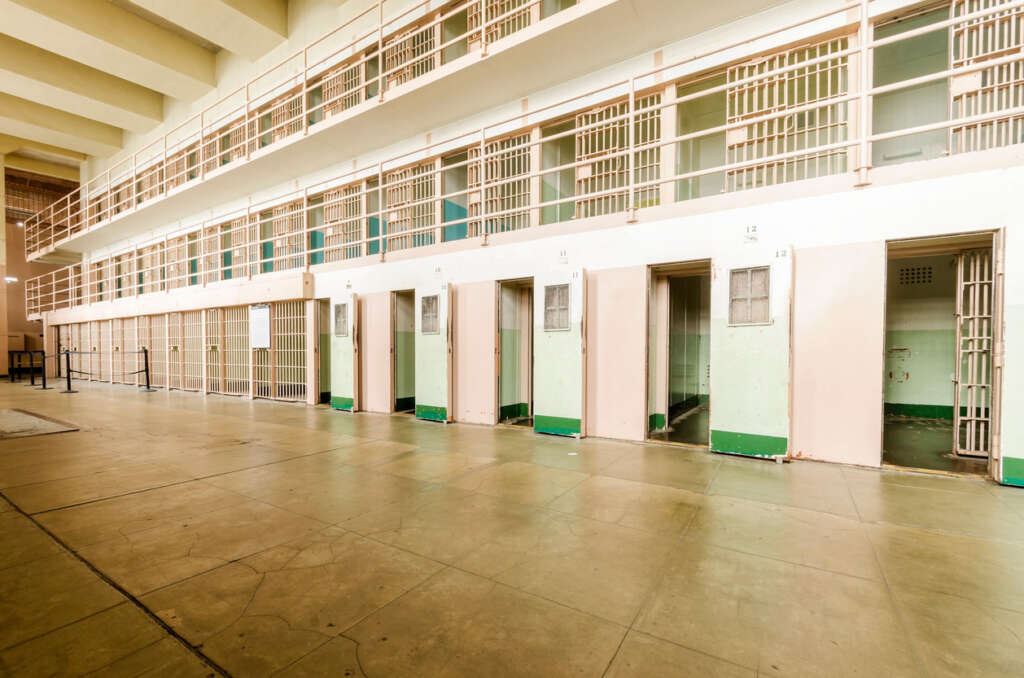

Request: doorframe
left=881, top=230, right=1004, bottom=480
left=494, top=277, right=535, bottom=427
left=643, top=259, right=713, bottom=446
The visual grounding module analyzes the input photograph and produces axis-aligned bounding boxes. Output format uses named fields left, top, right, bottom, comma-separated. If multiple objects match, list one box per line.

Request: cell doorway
left=883, top=235, right=1001, bottom=476
left=646, top=262, right=711, bottom=447
left=392, top=289, right=416, bottom=414
left=497, top=279, right=534, bottom=427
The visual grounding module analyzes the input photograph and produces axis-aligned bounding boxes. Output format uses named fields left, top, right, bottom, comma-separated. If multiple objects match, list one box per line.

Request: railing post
left=61, top=351, right=76, bottom=394
left=141, top=347, right=156, bottom=392
left=856, top=0, right=871, bottom=187
left=37, top=351, right=52, bottom=390
left=627, top=78, right=637, bottom=222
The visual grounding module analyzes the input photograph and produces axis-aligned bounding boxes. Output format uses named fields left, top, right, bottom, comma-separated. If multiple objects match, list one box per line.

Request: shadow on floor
left=500, top=416, right=533, bottom=428
left=883, top=415, right=988, bottom=475
left=648, top=404, right=709, bottom=447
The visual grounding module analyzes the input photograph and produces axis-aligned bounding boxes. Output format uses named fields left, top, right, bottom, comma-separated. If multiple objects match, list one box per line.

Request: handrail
left=25, top=0, right=1024, bottom=317
left=24, top=0, right=574, bottom=257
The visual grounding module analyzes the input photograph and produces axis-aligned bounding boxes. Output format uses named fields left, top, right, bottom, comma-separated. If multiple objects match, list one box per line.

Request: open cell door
left=954, top=248, right=995, bottom=459
left=533, top=268, right=586, bottom=437
left=329, top=292, right=359, bottom=411
left=414, top=283, right=454, bottom=422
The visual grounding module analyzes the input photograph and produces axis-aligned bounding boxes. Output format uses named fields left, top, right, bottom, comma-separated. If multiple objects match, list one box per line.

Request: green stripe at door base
left=330, top=396, right=354, bottom=411
left=415, top=405, right=447, bottom=422
left=711, top=430, right=787, bottom=458
left=534, top=415, right=581, bottom=437
left=1002, top=458, right=1024, bottom=487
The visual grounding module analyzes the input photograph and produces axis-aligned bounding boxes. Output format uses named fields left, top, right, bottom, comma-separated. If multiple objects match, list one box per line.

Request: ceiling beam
left=0, top=0, right=216, bottom=101
left=0, top=134, right=87, bottom=163
left=3, top=154, right=79, bottom=181
left=129, top=0, right=288, bottom=61
left=0, top=35, right=163, bottom=133
left=0, top=93, right=123, bottom=157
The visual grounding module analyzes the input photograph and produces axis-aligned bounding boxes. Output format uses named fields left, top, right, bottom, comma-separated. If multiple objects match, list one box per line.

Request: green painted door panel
left=534, top=268, right=585, bottom=437
left=415, top=283, right=451, bottom=422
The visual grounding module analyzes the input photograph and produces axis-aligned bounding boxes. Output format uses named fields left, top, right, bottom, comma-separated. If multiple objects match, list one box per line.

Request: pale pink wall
left=791, top=241, right=885, bottom=466
left=453, top=281, right=497, bottom=424
left=585, top=266, right=647, bottom=441
left=360, top=291, right=392, bottom=413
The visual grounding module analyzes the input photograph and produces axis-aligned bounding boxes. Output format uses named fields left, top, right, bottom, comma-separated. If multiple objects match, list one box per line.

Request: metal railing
left=23, top=0, right=581, bottom=258
left=26, top=0, right=1024, bottom=316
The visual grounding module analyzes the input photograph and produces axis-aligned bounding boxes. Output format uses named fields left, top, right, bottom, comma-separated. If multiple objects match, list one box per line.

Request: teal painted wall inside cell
left=499, top=328, right=521, bottom=408
left=872, top=9, right=949, bottom=167
left=394, top=292, right=415, bottom=407
left=415, top=289, right=447, bottom=416
left=884, top=255, right=956, bottom=413
left=669, top=276, right=710, bottom=411
left=443, top=200, right=468, bottom=241
left=320, top=333, right=331, bottom=394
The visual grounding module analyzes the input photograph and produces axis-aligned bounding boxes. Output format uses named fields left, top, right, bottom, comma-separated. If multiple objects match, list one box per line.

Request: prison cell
left=183, top=310, right=204, bottom=391
left=249, top=90, right=304, bottom=153
left=137, top=243, right=164, bottom=295
left=95, top=320, right=109, bottom=382
left=482, top=133, right=531, bottom=234
left=135, top=164, right=163, bottom=205
left=149, top=314, right=167, bottom=388
left=223, top=306, right=250, bottom=396
left=472, top=0, right=533, bottom=44
left=386, top=162, right=436, bottom=250
left=125, top=317, right=139, bottom=386
left=202, top=119, right=247, bottom=174
left=165, top=144, right=200, bottom=191
left=109, top=318, right=124, bottom=383
left=955, top=248, right=995, bottom=457
left=726, top=36, right=850, bottom=191
left=384, top=24, right=438, bottom=88
left=257, top=202, right=306, bottom=273
left=319, top=185, right=364, bottom=262
left=951, top=0, right=1024, bottom=153
left=165, top=235, right=189, bottom=290
left=168, top=313, right=182, bottom=390
left=71, top=324, right=84, bottom=381
left=574, top=94, right=662, bottom=218
left=272, top=300, right=307, bottom=401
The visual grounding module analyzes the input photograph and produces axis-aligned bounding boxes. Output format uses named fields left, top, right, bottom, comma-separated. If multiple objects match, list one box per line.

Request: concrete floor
left=883, top=416, right=990, bottom=475
left=648, top=405, right=710, bottom=447
left=2, top=383, right=1024, bottom=677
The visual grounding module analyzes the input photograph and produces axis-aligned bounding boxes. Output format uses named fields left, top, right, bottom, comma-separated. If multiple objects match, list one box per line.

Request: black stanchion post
left=28, top=353, right=37, bottom=387
left=7, top=351, right=13, bottom=383
left=141, top=348, right=156, bottom=392
left=61, top=352, right=76, bottom=394
left=37, top=351, right=52, bottom=390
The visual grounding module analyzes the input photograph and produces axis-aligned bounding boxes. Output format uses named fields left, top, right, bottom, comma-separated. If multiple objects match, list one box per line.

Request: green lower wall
left=648, top=413, right=666, bottom=431
left=535, top=415, right=580, bottom=436
left=395, top=396, right=415, bottom=411
left=1003, top=458, right=1024, bottom=487
left=711, top=429, right=788, bottom=457
left=330, top=396, right=354, bottom=411
left=415, top=404, right=447, bottom=422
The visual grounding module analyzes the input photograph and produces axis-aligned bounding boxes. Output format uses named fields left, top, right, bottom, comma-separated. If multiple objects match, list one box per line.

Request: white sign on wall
left=250, top=304, right=271, bottom=349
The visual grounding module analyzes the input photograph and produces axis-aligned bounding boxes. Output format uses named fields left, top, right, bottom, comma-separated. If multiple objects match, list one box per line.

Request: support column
left=305, top=299, right=317, bottom=405
left=0, top=153, right=8, bottom=377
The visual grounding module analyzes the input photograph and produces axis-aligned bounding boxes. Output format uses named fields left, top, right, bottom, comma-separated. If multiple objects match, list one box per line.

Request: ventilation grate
left=898, top=265, right=933, bottom=285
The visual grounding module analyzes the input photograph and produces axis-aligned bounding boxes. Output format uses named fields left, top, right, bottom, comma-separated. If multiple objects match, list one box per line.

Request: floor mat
left=0, top=409, right=78, bottom=439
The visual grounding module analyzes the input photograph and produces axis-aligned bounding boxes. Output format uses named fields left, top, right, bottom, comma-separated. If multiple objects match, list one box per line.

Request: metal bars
left=954, top=248, right=994, bottom=457
left=726, top=37, right=850, bottom=191
left=951, top=0, right=1024, bottom=153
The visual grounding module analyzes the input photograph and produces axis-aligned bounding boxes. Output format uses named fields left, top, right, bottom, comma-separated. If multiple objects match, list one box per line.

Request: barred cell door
left=954, top=248, right=994, bottom=458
